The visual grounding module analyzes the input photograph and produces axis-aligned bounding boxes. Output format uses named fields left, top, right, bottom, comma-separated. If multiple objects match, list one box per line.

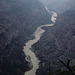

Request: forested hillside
left=0, top=0, right=75, bottom=75
left=32, top=10, right=75, bottom=75
left=40, top=0, right=75, bottom=13
left=0, top=0, right=51, bottom=75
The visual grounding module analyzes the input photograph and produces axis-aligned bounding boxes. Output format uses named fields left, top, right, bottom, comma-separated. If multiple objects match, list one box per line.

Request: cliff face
left=0, top=0, right=51, bottom=75
left=33, top=10, right=75, bottom=75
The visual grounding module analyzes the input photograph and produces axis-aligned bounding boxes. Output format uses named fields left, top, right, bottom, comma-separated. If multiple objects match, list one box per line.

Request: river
left=23, top=8, right=57, bottom=75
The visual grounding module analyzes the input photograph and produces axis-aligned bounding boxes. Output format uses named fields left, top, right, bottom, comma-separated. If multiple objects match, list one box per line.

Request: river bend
left=23, top=8, right=57, bottom=75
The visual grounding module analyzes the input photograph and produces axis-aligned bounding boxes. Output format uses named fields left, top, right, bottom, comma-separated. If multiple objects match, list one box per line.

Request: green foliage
left=50, top=65, right=75, bottom=75
left=50, top=69, right=73, bottom=75
left=50, top=59, right=75, bottom=75
left=72, top=66, right=75, bottom=71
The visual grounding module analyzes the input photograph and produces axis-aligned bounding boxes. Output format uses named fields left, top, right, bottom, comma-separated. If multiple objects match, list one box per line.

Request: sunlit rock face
left=40, top=0, right=75, bottom=13
left=0, top=0, right=51, bottom=75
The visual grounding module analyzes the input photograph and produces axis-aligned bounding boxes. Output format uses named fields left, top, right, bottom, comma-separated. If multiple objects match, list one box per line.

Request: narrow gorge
left=23, top=8, right=57, bottom=75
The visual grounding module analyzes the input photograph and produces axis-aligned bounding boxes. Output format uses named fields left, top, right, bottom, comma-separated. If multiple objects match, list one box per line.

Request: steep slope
left=40, top=0, right=75, bottom=13
left=32, top=10, right=75, bottom=75
left=0, top=0, right=51, bottom=75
